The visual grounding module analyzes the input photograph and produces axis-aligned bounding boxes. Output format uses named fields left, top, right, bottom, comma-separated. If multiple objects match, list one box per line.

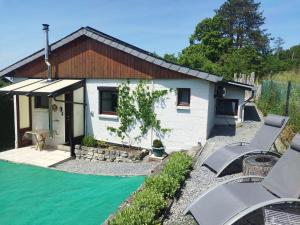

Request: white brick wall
left=85, top=79, right=212, bottom=153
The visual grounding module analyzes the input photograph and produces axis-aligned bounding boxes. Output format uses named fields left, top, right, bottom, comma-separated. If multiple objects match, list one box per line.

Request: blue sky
left=0, top=0, right=300, bottom=69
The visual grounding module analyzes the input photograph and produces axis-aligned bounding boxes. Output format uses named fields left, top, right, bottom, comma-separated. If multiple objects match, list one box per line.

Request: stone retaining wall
left=74, top=145, right=149, bottom=163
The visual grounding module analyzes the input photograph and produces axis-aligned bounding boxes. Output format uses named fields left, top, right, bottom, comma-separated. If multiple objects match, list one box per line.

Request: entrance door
left=65, top=92, right=73, bottom=144
left=17, top=95, right=32, bottom=147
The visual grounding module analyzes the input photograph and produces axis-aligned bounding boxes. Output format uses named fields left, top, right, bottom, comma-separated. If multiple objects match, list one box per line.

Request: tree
left=274, top=37, right=285, bottom=59
left=220, top=47, right=262, bottom=80
left=178, top=44, right=222, bottom=75
left=216, top=0, right=270, bottom=54
left=163, top=53, right=178, bottom=63
left=189, top=15, right=231, bottom=62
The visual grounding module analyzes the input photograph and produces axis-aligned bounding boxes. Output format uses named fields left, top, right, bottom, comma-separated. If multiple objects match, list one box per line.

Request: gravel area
left=164, top=117, right=263, bottom=224
left=53, top=157, right=160, bottom=176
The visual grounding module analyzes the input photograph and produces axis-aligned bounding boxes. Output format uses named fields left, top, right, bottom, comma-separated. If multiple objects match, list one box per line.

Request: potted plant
left=152, top=139, right=165, bottom=157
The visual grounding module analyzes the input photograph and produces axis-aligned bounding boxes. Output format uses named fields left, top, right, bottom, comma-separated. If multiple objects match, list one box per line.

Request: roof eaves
left=0, top=26, right=223, bottom=83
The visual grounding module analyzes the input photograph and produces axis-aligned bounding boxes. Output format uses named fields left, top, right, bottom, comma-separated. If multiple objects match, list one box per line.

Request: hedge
left=108, top=152, right=193, bottom=225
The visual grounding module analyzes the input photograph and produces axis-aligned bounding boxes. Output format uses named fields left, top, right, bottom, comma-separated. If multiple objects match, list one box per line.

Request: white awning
left=0, top=79, right=84, bottom=96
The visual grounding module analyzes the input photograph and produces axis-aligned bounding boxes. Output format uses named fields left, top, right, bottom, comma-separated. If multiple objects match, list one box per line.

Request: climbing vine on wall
left=107, top=80, right=171, bottom=145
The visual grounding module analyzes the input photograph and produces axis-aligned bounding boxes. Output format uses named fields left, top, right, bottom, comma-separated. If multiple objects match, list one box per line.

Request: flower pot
left=152, top=146, right=165, bottom=157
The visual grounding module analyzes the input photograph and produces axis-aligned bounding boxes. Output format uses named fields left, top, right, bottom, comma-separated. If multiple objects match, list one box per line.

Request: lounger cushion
left=186, top=183, right=276, bottom=225
left=264, top=115, right=285, bottom=128
left=291, top=134, right=300, bottom=152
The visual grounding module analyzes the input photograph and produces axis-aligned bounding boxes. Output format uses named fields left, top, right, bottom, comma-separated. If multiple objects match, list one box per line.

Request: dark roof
left=0, top=26, right=222, bottom=83
left=219, top=80, right=254, bottom=91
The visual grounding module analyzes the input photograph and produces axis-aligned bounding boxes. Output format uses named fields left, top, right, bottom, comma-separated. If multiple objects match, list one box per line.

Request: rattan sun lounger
left=185, top=134, right=300, bottom=225
left=203, top=114, right=289, bottom=177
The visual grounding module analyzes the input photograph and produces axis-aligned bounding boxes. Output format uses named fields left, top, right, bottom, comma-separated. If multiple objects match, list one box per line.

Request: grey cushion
left=291, top=134, right=300, bottom=152
left=264, top=115, right=285, bottom=128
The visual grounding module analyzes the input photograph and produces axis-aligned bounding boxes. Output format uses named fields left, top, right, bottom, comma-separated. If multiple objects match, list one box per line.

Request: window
left=34, top=96, right=49, bottom=109
left=216, top=99, right=239, bottom=116
left=177, top=88, right=191, bottom=106
left=98, top=87, right=118, bottom=115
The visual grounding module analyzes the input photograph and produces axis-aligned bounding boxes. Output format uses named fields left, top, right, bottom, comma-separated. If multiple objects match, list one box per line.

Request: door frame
left=16, top=95, right=32, bottom=148
left=64, top=91, right=74, bottom=145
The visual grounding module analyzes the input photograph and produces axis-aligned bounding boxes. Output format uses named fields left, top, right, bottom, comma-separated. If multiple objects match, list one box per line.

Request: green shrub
left=145, top=173, right=179, bottom=198
left=109, top=205, right=156, bottom=225
left=109, top=152, right=193, bottom=225
left=82, top=136, right=97, bottom=147
left=132, top=188, right=166, bottom=214
left=163, top=152, right=193, bottom=183
left=152, top=139, right=163, bottom=148
left=109, top=189, right=166, bottom=225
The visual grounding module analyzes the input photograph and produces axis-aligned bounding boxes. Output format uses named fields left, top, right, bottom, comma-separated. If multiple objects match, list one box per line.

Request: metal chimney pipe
left=42, top=24, right=51, bottom=82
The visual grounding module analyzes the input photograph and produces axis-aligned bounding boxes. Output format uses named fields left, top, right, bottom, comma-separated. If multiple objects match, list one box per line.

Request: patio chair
left=203, top=114, right=289, bottom=177
left=184, top=134, right=300, bottom=225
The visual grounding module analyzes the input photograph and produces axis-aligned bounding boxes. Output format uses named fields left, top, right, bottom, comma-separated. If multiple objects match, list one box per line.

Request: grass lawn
left=0, top=161, right=144, bottom=225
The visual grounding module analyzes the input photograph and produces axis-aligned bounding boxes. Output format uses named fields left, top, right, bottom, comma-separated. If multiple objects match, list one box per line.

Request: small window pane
left=177, top=88, right=190, bottom=106
left=35, top=96, right=49, bottom=109
left=98, top=88, right=118, bottom=115
left=216, top=99, right=238, bottom=116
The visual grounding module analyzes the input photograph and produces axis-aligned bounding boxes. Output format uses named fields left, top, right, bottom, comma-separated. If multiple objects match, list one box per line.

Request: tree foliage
left=216, top=0, right=270, bottom=54
left=164, top=0, right=277, bottom=80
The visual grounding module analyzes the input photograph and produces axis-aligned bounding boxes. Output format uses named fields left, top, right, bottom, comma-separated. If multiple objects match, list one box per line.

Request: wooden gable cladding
left=12, top=36, right=191, bottom=79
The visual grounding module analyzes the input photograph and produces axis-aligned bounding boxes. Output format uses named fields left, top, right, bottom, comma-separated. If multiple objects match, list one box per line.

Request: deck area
left=0, top=146, right=70, bottom=167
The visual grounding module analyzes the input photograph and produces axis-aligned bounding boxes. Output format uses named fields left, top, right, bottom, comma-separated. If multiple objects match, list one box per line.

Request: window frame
left=216, top=98, right=239, bottom=116
left=177, top=88, right=191, bottom=106
left=98, top=87, right=118, bottom=115
left=34, top=96, right=49, bottom=109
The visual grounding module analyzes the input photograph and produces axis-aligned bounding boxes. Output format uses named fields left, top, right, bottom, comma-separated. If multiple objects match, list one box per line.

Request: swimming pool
left=0, top=161, right=144, bottom=225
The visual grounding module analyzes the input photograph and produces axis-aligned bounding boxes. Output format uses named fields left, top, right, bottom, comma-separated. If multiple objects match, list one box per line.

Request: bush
left=152, top=139, right=163, bottom=148
left=163, top=152, right=193, bottom=183
left=145, top=173, right=179, bottom=198
left=109, top=206, right=156, bottom=225
left=82, top=136, right=97, bottom=147
left=132, top=189, right=166, bottom=214
left=109, top=189, right=166, bottom=225
left=109, top=152, right=193, bottom=225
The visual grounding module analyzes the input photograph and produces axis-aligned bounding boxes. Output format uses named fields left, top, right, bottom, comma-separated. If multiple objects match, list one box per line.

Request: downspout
left=43, top=24, right=53, bottom=137
left=240, top=89, right=254, bottom=122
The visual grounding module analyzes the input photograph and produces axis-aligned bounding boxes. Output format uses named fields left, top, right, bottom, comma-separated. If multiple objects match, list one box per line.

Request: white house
left=0, top=26, right=253, bottom=155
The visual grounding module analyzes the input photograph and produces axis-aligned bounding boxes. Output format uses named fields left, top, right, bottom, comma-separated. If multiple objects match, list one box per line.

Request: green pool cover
left=0, top=161, right=144, bottom=225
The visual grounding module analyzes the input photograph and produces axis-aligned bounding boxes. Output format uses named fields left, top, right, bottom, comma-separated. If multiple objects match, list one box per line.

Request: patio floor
left=0, top=146, right=70, bottom=167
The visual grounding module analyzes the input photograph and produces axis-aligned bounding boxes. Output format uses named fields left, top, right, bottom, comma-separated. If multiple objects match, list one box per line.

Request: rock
left=81, top=146, right=88, bottom=151
left=109, top=158, right=115, bottom=162
left=74, top=149, right=81, bottom=158
left=98, top=148, right=105, bottom=154
left=121, top=152, right=128, bottom=158
left=128, top=155, right=134, bottom=159
left=75, top=144, right=81, bottom=150
left=98, top=154, right=105, bottom=161
left=115, top=157, right=123, bottom=162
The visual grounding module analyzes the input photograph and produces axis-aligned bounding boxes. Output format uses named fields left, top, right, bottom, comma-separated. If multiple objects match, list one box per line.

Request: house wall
left=85, top=78, right=211, bottom=152
left=30, top=94, right=66, bottom=146
left=215, top=86, right=245, bottom=125
left=206, top=82, right=216, bottom=138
